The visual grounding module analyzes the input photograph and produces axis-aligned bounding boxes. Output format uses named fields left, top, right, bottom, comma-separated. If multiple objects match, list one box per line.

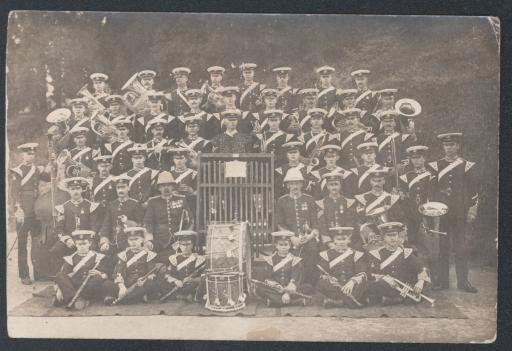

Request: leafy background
left=6, top=12, right=499, bottom=262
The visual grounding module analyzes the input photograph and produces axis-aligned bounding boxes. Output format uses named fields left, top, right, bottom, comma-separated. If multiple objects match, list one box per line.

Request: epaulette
left=150, top=169, right=159, bottom=179
left=401, top=134, right=410, bottom=142
left=55, top=204, right=65, bottom=214
left=399, top=174, right=408, bottom=183
left=117, top=251, right=127, bottom=262
left=354, top=194, right=366, bottom=205
left=291, top=256, right=302, bottom=266
left=369, top=249, right=381, bottom=260
left=428, top=161, right=438, bottom=172
left=146, top=251, right=157, bottom=262
left=275, top=167, right=283, bottom=175
left=346, top=198, right=356, bottom=208
left=169, top=254, right=178, bottom=266
left=89, top=201, right=100, bottom=212
left=195, top=255, right=206, bottom=268
left=319, top=250, right=329, bottom=261
left=191, top=170, right=198, bottom=177
left=465, top=161, right=475, bottom=172
left=63, top=254, right=74, bottom=266
left=285, top=133, right=294, bottom=142
left=354, top=250, right=364, bottom=262
left=262, top=254, right=273, bottom=266
left=350, top=168, right=359, bottom=176
left=9, top=166, right=23, bottom=177
left=95, top=252, right=105, bottom=263
left=404, top=248, right=413, bottom=259
left=390, top=194, right=400, bottom=206
left=315, top=199, right=324, bottom=210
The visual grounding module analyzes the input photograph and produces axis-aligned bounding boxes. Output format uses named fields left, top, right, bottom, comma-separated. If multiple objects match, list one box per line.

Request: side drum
left=205, top=272, right=246, bottom=312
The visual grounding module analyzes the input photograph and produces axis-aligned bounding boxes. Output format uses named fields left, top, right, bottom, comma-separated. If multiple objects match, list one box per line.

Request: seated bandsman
left=184, top=89, right=220, bottom=141
left=211, top=109, right=259, bottom=153
left=348, top=142, right=383, bottom=196
left=317, top=227, right=368, bottom=308
left=103, top=117, right=134, bottom=175
left=168, top=67, right=192, bottom=118
left=256, top=231, right=313, bottom=307
left=124, top=144, right=158, bottom=204
left=103, top=224, right=158, bottom=305
left=257, top=109, right=294, bottom=166
left=9, top=142, right=51, bottom=284
left=355, top=168, right=404, bottom=250
left=330, top=108, right=375, bottom=170
left=157, top=230, right=206, bottom=302
left=238, top=63, right=265, bottom=113
left=368, top=222, right=430, bottom=305
left=134, top=91, right=170, bottom=143
left=273, top=66, right=298, bottom=113
left=316, top=172, right=358, bottom=249
left=275, top=168, right=320, bottom=286
left=68, top=126, right=96, bottom=173
left=274, top=141, right=315, bottom=197
left=145, top=117, right=172, bottom=171
left=99, top=175, right=144, bottom=258
left=144, top=171, right=194, bottom=262
left=281, top=88, right=319, bottom=135
left=104, top=94, right=125, bottom=121
left=399, top=146, right=434, bottom=248
left=350, top=69, right=378, bottom=113
left=311, top=145, right=353, bottom=200
left=51, top=177, right=101, bottom=260
left=178, top=113, right=213, bottom=159
left=300, top=108, right=330, bottom=169
left=315, top=66, right=338, bottom=112
left=53, top=230, right=108, bottom=308
left=201, top=66, right=225, bottom=114
left=375, top=110, right=416, bottom=174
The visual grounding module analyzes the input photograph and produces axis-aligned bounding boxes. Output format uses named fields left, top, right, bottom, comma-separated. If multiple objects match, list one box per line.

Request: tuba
left=395, top=98, right=421, bottom=134
left=419, top=201, right=448, bottom=237
left=90, top=110, right=117, bottom=143
left=46, top=108, right=72, bottom=134
left=121, top=73, right=149, bottom=113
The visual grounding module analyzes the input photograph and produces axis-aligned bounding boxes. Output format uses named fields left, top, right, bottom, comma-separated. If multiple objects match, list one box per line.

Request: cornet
left=77, top=84, right=106, bottom=112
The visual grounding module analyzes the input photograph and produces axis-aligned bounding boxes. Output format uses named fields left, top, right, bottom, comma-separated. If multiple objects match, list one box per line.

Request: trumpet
left=374, top=274, right=435, bottom=306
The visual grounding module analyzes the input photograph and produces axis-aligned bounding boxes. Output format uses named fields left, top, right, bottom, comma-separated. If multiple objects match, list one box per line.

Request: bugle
left=374, top=274, right=435, bottom=306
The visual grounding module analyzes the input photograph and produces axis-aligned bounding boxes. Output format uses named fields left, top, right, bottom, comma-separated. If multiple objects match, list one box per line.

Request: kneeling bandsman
left=157, top=230, right=206, bottom=302
left=368, top=222, right=430, bottom=305
left=255, top=231, right=313, bottom=307
left=317, top=227, right=368, bottom=308
left=53, top=230, right=108, bottom=308
left=103, top=225, right=158, bottom=305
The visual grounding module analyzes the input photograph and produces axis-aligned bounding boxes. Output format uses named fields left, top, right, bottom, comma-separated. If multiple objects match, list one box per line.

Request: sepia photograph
left=5, top=11, right=499, bottom=342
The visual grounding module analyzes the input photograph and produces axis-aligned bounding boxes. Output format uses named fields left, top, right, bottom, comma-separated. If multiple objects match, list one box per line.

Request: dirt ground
left=6, top=230, right=497, bottom=343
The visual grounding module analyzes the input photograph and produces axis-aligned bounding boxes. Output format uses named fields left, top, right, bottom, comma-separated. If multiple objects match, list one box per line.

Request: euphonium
left=419, top=201, right=448, bottom=237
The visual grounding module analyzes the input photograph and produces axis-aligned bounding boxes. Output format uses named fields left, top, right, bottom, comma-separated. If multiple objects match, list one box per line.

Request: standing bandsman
left=315, top=66, right=338, bottom=112
left=331, top=108, right=375, bottom=170
left=373, top=89, right=399, bottom=130
left=145, top=117, right=172, bottom=171
left=350, top=69, right=377, bottom=113
left=238, top=63, right=265, bottom=113
left=338, top=89, right=379, bottom=134
left=274, top=141, right=315, bottom=197
left=99, top=175, right=144, bottom=256
left=68, top=126, right=96, bottom=174
left=168, top=67, right=192, bottom=117
left=90, top=154, right=116, bottom=222
left=315, top=173, right=358, bottom=247
left=184, top=89, right=220, bottom=141
left=275, top=168, right=320, bottom=285
left=144, top=171, right=194, bottom=262
left=134, top=91, right=169, bottom=143
left=355, top=168, right=404, bottom=249
left=428, top=133, right=478, bottom=293
left=348, top=142, right=383, bottom=196
left=300, top=108, right=330, bottom=169
left=241, top=88, right=279, bottom=134
left=138, top=70, right=157, bottom=92
left=67, top=98, right=95, bottom=148
left=258, top=109, right=294, bottom=167
left=178, top=114, right=213, bottom=158
left=256, top=231, right=313, bottom=307
left=367, top=222, right=430, bottom=305
left=311, top=146, right=353, bottom=200
left=201, top=66, right=226, bottom=114
left=273, top=66, right=298, bottom=113
left=375, top=110, right=416, bottom=180
left=51, top=177, right=101, bottom=260
left=9, top=143, right=51, bottom=284
left=104, top=95, right=125, bottom=121
left=124, top=144, right=159, bottom=204
left=89, top=73, right=110, bottom=106
left=168, top=148, right=198, bottom=200
left=53, top=230, right=109, bottom=308
left=104, top=117, right=134, bottom=176
left=211, top=109, right=259, bottom=153
left=337, top=89, right=358, bottom=111
left=399, top=146, right=434, bottom=247
left=157, top=230, right=206, bottom=302
left=317, top=227, right=368, bottom=308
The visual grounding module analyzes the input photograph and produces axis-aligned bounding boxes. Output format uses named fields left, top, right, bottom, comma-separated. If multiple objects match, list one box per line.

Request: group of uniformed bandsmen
left=10, top=63, right=480, bottom=310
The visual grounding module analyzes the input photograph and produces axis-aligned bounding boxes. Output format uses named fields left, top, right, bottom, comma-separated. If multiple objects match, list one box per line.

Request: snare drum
left=205, top=272, right=246, bottom=312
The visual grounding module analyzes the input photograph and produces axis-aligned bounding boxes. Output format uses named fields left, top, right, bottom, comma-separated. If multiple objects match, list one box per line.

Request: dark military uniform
left=157, top=252, right=206, bottom=300
left=146, top=138, right=173, bottom=171
left=194, top=110, right=221, bottom=141
left=91, top=175, right=116, bottom=208
left=315, top=197, right=358, bottom=246
left=105, top=139, right=134, bottom=176
left=165, top=114, right=186, bottom=141
left=360, top=111, right=380, bottom=134
left=133, top=112, right=166, bottom=143
left=67, top=117, right=96, bottom=148
left=317, top=248, right=368, bottom=307
left=237, top=110, right=259, bottom=135
left=275, top=193, right=320, bottom=285
left=211, top=131, right=258, bottom=154
left=316, top=87, right=338, bottom=111
left=9, top=163, right=51, bottom=279
left=368, top=246, right=428, bottom=302
left=100, top=198, right=144, bottom=252
left=311, top=166, right=353, bottom=200
left=54, top=250, right=108, bottom=305
left=103, top=248, right=158, bottom=303
left=348, top=163, right=383, bottom=196
left=259, top=130, right=294, bottom=166
left=257, top=253, right=312, bottom=306
left=168, top=88, right=191, bottom=118
left=69, top=146, right=95, bottom=173
left=178, top=136, right=213, bottom=154
left=330, top=130, right=374, bottom=169
left=238, top=82, right=264, bottom=112
left=429, top=157, right=478, bottom=288
left=124, top=167, right=159, bottom=203
left=354, top=89, right=377, bottom=113
left=376, top=132, right=413, bottom=168
left=276, top=86, right=298, bottom=113
left=144, top=195, right=193, bottom=259
left=301, top=131, right=330, bottom=163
